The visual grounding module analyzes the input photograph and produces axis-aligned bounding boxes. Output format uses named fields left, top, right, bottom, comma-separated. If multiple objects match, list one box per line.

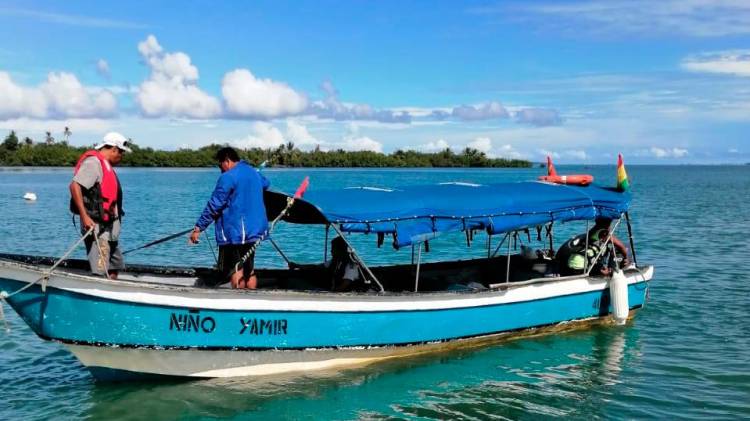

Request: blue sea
left=1, top=166, right=749, bottom=420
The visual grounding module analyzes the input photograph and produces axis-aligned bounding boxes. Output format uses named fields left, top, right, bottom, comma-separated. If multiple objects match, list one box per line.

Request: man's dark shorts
left=218, top=244, right=255, bottom=280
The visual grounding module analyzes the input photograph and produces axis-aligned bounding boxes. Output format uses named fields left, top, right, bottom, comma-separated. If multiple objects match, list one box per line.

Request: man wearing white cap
left=69, top=132, right=131, bottom=278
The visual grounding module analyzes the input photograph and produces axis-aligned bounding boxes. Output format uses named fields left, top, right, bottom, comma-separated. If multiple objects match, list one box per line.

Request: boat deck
left=0, top=252, right=627, bottom=294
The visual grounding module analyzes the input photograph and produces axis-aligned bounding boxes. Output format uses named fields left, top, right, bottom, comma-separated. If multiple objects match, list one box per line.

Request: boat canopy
left=265, top=181, right=630, bottom=248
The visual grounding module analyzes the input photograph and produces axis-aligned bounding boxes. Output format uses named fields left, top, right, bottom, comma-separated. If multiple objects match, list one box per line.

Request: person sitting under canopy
left=557, top=218, right=629, bottom=276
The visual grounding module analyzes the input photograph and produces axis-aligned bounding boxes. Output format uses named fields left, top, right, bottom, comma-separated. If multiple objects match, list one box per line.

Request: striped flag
left=617, top=153, right=630, bottom=191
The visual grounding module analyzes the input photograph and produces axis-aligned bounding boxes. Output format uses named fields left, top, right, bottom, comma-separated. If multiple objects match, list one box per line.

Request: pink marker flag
left=294, top=176, right=310, bottom=199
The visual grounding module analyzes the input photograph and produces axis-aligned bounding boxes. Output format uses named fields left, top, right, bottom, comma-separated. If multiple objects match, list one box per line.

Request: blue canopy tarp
left=266, top=181, right=630, bottom=248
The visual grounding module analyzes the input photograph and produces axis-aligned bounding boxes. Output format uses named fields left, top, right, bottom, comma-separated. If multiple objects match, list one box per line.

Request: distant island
left=0, top=130, right=531, bottom=168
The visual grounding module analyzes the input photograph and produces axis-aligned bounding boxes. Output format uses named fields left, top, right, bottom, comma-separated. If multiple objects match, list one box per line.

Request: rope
left=92, top=226, right=111, bottom=280
left=233, top=197, right=296, bottom=275
left=0, top=298, right=8, bottom=333
left=0, top=227, right=94, bottom=332
left=204, top=230, right=218, bottom=265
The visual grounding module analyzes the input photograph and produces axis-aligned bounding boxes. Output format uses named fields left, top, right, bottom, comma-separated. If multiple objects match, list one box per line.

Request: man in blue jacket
left=189, top=147, right=270, bottom=289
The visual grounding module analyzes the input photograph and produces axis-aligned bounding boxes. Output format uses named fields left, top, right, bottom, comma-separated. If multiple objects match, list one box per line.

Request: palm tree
left=63, top=127, right=72, bottom=143
left=45, top=131, right=54, bottom=145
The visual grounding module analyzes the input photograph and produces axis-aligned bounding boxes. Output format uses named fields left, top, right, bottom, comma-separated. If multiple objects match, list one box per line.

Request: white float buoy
left=23, top=192, right=37, bottom=201
left=610, top=269, right=629, bottom=325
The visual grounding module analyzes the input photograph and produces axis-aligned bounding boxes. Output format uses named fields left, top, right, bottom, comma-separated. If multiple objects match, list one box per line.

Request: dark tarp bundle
left=265, top=181, right=630, bottom=249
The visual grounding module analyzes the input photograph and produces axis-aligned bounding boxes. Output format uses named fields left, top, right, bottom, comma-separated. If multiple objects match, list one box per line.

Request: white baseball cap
left=95, top=132, right=132, bottom=153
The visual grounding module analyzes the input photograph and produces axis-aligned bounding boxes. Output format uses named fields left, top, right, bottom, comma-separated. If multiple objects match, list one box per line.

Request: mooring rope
left=0, top=227, right=94, bottom=332
left=92, top=226, right=111, bottom=280
left=204, top=230, right=218, bottom=265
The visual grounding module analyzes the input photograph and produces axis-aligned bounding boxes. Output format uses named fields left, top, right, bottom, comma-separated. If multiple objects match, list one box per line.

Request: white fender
left=610, top=269, right=629, bottom=325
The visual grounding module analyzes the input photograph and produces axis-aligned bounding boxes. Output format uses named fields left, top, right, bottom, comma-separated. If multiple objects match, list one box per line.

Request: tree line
left=0, top=130, right=532, bottom=168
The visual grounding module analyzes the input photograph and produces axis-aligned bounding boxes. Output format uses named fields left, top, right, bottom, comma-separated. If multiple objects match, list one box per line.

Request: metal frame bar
left=548, top=221, right=554, bottom=256
left=268, top=237, right=292, bottom=267
left=491, top=232, right=510, bottom=258
left=584, top=219, right=590, bottom=273
left=414, top=242, right=423, bottom=292
left=505, top=230, right=512, bottom=283
left=625, top=212, right=638, bottom=266
left=329, top=224, right=385, bottom=292
left=487, top=233, right=492, bottom=258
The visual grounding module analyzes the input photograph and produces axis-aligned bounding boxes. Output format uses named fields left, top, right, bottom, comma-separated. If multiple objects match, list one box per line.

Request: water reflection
left=82, top=325, right=640, bottom=420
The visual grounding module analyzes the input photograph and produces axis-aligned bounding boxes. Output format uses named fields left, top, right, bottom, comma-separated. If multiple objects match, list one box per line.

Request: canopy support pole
left=548, top=221, right=555, bottom=257
left=330, top=224, right=384, bottom=293
left=487, top=233, right=492, bottom=258
left=323, top=224, right=330, bottom=263
left=491, top=232, right=510, bottom=258
left=505, top=231, right=512, bottom=283
left=584, top=220, right=590, bottom=274
left=625, top=212, right=638, bottom=266
left=414, top=242, right=422, bottom=292
left=268, top=237, right=292, bottom=267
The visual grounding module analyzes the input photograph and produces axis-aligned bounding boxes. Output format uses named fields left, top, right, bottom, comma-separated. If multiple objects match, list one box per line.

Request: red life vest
left=74, top=150, right=120, bottom=221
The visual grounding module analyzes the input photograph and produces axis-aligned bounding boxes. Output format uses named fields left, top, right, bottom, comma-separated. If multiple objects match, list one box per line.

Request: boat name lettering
left=169, top=312, right=216, bottom=333
left=239, top=317, right=288, bottom=335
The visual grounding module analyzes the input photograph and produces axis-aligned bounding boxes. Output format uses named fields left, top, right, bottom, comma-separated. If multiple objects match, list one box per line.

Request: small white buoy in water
left=23, top=192, right=37, bottom=201
left=610, top=269, right=629, bottom=325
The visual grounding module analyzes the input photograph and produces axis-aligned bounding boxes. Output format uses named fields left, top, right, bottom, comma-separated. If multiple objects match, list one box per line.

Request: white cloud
left=537, top=149, right=560, bottom=159
left=532, top=148, right=586, bottom=161
left=638, top=146, right=689, bottom=158
left=226, top=120, right=382, bottom=152
left=222, top=69, right=307, bottom=119
left=310, top=81, right=411, bottom=123
left=0, top=7, right=147, bottom=29
left=233, top=121, right=286, bottom=149
left=514, top=108, right=563, bottom=126
left=467, top=136, right=492, bottom=153
left=415, top=139, right=451, bottom=152
left=135, top=35, right=221, bottom=119
left=496, top=144, right=525, bottom=159
left=451, top=102, right=509, bottom=121
left=331, top=122, right=383, bottom=152
left=340, top=136, right=383, bottom=153
left=490, top=1, right=750, bottom=38
left=0, top=118, right=113, bottom=139
left=0, top=71, right=117, bottom=120
left=96, top=59, right=110, bottom=79
left=682, top=50, right=750, bottom=77
left=285, top=120, right=318, bottom=146
left=563, top=149, right=588, bottom=160
left=728, top=148, right=739, bottom=154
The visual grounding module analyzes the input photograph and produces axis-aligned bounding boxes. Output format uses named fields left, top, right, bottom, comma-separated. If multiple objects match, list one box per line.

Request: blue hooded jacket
left=195, top=161, right=270, bottom=246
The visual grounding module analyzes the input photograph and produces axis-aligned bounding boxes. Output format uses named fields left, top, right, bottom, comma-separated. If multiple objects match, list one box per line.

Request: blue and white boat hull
left=0, top=260, right=652, bottom=379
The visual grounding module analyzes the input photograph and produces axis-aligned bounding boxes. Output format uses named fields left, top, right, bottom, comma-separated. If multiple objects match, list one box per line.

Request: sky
left=1, top=0, right=749, bottom=164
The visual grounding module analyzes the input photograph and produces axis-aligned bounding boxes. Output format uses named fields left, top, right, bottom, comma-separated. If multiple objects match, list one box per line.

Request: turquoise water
left=1, top=166, right=749, bottom=419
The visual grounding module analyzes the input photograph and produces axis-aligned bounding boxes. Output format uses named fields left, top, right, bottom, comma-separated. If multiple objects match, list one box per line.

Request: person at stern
left=69, top=132, right=130, bottom=279
left=189, top=147, right=270, bottom=289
